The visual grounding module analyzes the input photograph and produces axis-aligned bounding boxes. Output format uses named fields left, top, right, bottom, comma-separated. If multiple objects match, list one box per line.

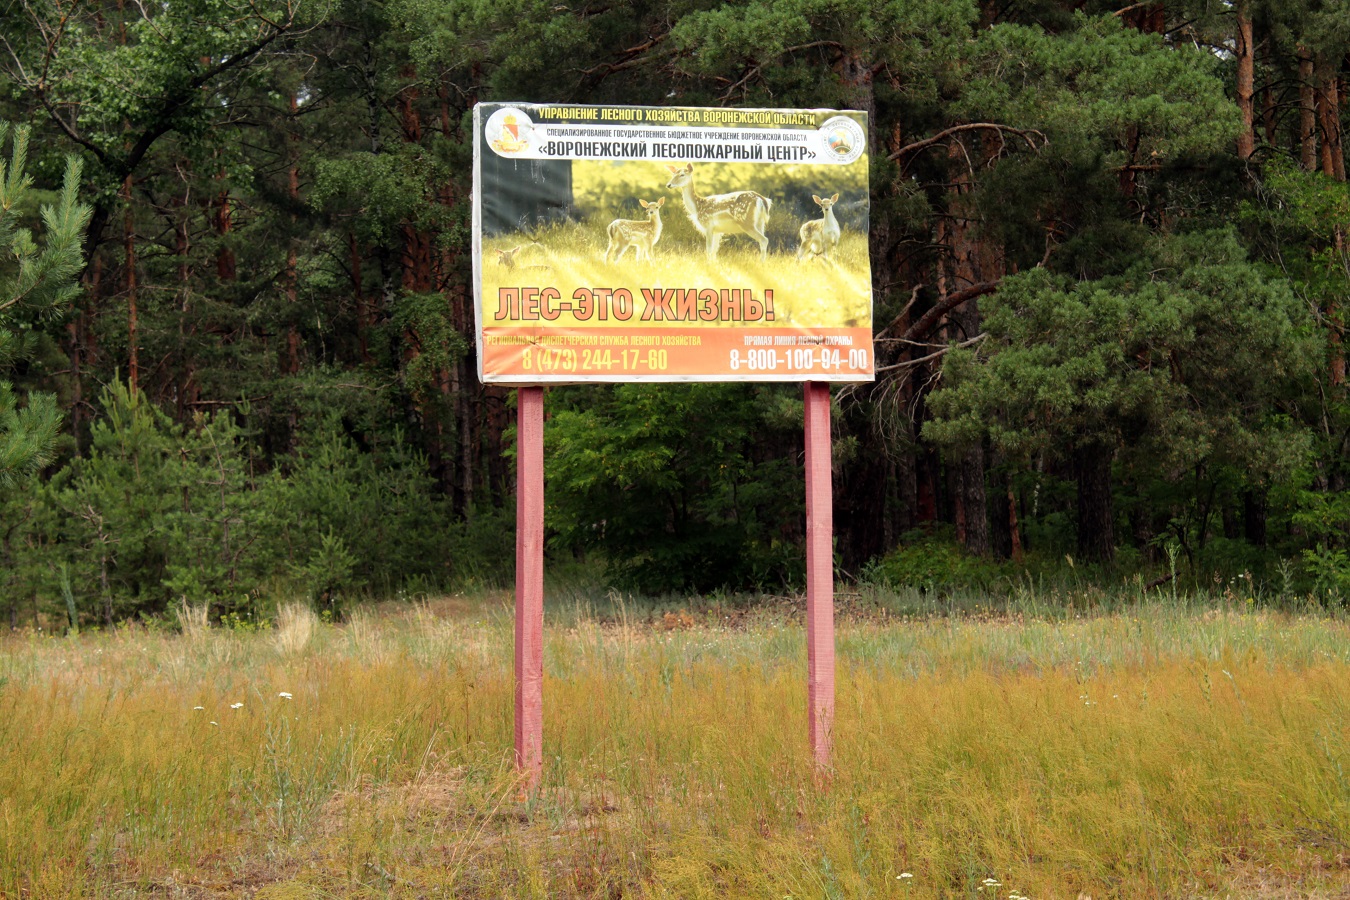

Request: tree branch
left=875, top=334, right=988, bottom=373
left=900, top=280, right=1000, bottom=344
left=888, top=123, right=1045, bottom=163
left=875, top=284, right=924, bottom=339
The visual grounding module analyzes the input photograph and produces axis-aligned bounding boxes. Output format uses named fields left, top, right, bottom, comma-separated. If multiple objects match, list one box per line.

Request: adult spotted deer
left=796, top=193, right=841, bottom=261
left=664, top=163, right=772, bottom=261
left=604, top=197, right=664, bottom=263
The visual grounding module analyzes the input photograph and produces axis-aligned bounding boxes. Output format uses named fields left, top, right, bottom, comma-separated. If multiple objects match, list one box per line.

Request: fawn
left=664, top=163, right=772, bottom=261
left=796, top=193, right=841, bottom=261
left=496, top=244, right=551, bottom=272
left=604, top=197, right=664, bottom=263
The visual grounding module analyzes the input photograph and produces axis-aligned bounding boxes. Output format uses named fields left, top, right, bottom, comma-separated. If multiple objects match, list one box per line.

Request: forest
left=1, top=0, right=1349, bottom=626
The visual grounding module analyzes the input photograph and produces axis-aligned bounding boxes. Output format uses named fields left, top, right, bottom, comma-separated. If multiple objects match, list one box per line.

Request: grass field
left=4, top=594, right=1350, bottom=898
left=483, top=224, right=872, bottom=330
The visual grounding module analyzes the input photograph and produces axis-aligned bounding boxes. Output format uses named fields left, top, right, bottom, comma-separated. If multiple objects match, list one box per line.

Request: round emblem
left=485, top=107, right=535, bottom=157
left=819, top=115, right=866, bottom=165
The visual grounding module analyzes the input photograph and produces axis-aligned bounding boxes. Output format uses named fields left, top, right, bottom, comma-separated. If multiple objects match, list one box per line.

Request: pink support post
left=803, top=381, right=835, bottom=770
left=515, top=386, right=545, bottom=788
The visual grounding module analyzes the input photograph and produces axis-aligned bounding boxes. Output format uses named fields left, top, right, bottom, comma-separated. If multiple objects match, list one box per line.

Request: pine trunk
left=215, top=186, right=236, bottom=281
left=1318, top=60, right=1341, bottom=179
left=1235, top=3, right=1255, bottom=160
left=941, top=135, right=999, bottom=555
left=1299, top=48, right=1318, bottom=171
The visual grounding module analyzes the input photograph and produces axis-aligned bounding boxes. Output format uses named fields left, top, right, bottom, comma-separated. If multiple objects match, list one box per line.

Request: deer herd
left=506, top=162, right=847, bottom=268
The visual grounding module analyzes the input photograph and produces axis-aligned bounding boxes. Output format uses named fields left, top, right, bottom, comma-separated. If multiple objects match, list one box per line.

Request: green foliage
left=263, top=413, right=459, bottom=598
left=544, top=384, right=804, bottom=594
left=0, top=0, right=1348, bottom=620
left=928, top=229, right=1315, bottom=475
left=0, top=123, right=90, bottom=487
left=963, top=15, right=1239, bottom=161
left=1301, top=544, right=1350, bottom=603
left=863, top=527, right=1007, bottom=593
left=1, top=385, right=508, bottom=625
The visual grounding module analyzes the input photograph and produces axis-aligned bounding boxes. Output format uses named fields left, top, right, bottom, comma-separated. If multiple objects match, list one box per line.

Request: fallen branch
left=1144, top=572, right=1175, bottom=591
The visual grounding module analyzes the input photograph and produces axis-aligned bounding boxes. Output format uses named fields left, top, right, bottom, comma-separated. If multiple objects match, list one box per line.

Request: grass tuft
left=274, top=601, right=317, bottom=657
left=175, top=597, right=211, bottom=640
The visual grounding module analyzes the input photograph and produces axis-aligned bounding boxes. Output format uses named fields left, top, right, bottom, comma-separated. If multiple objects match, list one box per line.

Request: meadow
left=4, top=591, right=1350, bottom=898
left=482, top=157, right=873, bottom=331
left=483, top=226, right=873, bottom=331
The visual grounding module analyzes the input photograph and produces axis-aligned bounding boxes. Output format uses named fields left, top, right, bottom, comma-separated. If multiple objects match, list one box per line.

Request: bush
left=0, top=385, right=513, bottom=626
left=863, top=527, right=1007, bottom=593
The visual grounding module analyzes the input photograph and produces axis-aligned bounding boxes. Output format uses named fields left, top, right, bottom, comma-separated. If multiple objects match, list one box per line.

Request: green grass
left=3, top=595, right=1350, bottom=897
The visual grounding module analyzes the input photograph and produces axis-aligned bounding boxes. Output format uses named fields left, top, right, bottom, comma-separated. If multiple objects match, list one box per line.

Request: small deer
left=665, top=163, right=772, bottom=261
left=603, top=197, right=664, bottom=263
left=796, top=193, right=841, bottom=261
left=496, top=244, right=551, bottom=272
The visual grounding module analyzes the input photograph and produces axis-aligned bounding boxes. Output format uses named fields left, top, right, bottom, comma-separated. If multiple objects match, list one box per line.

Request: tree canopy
left=0, top=0, right=1348, bottom=622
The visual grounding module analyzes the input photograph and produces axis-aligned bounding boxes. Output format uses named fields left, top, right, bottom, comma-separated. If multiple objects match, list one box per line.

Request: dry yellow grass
left=3, top=601, right=1350, bottom=898
left=274, top=602, right=317, bottom=657
left=483, top=226, right=872, bottom=330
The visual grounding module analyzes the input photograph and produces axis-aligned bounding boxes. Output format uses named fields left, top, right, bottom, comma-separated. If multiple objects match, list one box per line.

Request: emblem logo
left=819, top=115, right=865, bottom=165
left=486, top=107, right=535, bottom=157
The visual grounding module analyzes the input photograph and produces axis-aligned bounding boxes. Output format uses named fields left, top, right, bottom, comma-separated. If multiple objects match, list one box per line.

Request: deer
left=664, top=163, right=772, bottom=261
left=496, top=244, right=552, bottom=272
left=796, top=193, right=841, bottom=262
left=603, top=197, right=664, bottom=263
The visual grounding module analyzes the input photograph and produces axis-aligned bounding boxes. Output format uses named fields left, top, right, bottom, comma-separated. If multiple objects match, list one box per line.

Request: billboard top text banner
left=472, top=103, right=873, bottom=385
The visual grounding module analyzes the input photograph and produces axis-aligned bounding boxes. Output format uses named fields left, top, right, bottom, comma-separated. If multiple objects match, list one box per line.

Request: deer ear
left=639, top=199, right=650, bottom=208
left=812, top=195, right=822, bottom=205
left=656, top=197, right=665, bottom=207
left=830, top=193, right=839, bottom=203
left=683, top=163, right=692, bottom=173
left=664, top=165, right=679, bottom=174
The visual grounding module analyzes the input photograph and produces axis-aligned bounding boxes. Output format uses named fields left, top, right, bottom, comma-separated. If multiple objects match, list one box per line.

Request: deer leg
left=744, top=226, right=769, bottom=260
left=707, top=233, right=723, bottom=261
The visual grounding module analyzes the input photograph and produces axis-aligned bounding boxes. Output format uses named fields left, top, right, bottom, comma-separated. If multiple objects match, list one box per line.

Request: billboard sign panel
left=472, top=103, right=872, bottom=383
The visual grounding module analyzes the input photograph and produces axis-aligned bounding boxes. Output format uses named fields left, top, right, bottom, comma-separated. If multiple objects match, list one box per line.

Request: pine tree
left=0, top=123, right=90, bottom=485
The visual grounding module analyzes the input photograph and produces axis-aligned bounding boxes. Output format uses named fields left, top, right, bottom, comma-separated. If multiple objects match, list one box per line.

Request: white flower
left=899, top=873, right=913, bottom=879
left=230, top=702, right=243, bottom=709
left=193, top=706, right=205, bottom=711
left=209, top=721, right=219, bottom=726
left=278, top=692, right=293, bottom=700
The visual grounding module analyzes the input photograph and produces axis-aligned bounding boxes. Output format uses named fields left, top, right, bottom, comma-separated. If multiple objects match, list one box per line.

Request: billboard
left=472, top=103, right=872, bottom=384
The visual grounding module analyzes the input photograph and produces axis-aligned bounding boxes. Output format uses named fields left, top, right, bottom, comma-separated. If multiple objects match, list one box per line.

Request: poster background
left=473, top=103, right=873, bottom=384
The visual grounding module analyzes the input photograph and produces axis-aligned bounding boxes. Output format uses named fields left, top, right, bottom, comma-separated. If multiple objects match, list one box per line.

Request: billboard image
left=472, top=103, right=873, bottom=383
